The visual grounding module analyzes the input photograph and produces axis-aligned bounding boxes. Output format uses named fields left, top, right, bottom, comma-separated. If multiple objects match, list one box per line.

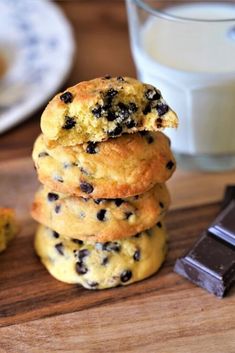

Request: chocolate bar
left=174, top=186, right=235, bottom=298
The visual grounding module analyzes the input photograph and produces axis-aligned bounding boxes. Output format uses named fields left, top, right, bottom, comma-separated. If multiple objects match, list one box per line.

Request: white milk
left=131, top=2, right=235, bottom=156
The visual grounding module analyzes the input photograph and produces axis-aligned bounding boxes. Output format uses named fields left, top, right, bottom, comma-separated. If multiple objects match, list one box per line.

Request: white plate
left=0, top=0, right=75, bottom=134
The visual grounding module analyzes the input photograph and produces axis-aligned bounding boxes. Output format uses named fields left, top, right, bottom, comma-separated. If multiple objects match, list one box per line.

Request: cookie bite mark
left=40, top=77, right=178, bottom=146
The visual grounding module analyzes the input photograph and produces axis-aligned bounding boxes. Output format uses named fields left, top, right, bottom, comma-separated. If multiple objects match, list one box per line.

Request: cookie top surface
left=40, top=76, right=178, bottom=146
left=32, top=131, right=176, bottom=198
left=35, top=222, right=167, bottom=289
left=31, top=183, right=170, bottom=242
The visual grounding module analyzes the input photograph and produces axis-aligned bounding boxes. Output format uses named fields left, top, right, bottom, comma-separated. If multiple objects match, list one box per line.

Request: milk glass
left=126, top=0, right=235, bottom=171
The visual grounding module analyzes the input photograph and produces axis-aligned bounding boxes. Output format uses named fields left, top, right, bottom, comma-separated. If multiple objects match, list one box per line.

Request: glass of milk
left=126, top=0, right=235, bottom=171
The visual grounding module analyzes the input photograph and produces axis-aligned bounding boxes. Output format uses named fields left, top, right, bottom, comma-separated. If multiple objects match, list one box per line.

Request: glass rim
left=132, top=0, right=235, bottom=22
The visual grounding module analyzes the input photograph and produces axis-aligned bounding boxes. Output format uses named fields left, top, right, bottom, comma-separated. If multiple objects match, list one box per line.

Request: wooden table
left=0, top=1, right=235, bottom=352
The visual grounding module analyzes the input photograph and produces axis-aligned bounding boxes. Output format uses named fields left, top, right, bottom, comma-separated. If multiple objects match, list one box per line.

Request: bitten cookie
left=0, top=208, right=18, bottom=252
left=35, top=222, right=167, bottom=289
left=32, top=131, right=176, bottom=198
left=41, top=76, right=178, bottom=146
left=31, top=183, right=170, bottom=242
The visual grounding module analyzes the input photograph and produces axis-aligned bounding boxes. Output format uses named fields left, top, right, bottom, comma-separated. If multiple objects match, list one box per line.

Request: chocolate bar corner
left=174, top=186, right=235, bottom=298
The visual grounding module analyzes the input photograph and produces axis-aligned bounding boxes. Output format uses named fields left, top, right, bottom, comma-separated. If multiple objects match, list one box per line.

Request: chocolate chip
left=72, top=239, right=84, bottom=245
left=117, top=102, right=130, bottom=120
left=145, top=88, right=161, bottom=101
left=107, top=111, right=116, bottom=122
left=159, top=202, right=164, bottom=208
left=120, top=270, right=132, bottom=283
left=134, top=195, right=139, bottom=200
left=125, top=212, right=133, bottom=220
left=86, top=142, right=98, bottom=154
left=125, top=120, right=136, bottom=129
left=114, top=199, right=124, bottom=207
left=52, top=231, right=60, bottom=239
left=133, top=249, right=141, bottom=261
left=91, top=105, right=102, bottom=118
left=97, top=209, right=107, bottom=221
left=104, top=74, right=111, bottom=79
left=75, top=261, right=88, bottom=275
left=157, top=222, right=162, bottom=228
left=117, top=76, right=124, bottom=81
left=47, top=192, right=59, bottom=202
left=139, top=131, right=148, bottom=136
left=88, top=281, right=99, bottom=288
left=108, top=125, right=123, bottom=137
left=156, top=103, right=169, bottom=116
left=38, top=152, right=49, bottom=158
left=101, top=257, right=109, bottom=266
left=134, top=233, right=141, bottom=238
left=55, top=243, right=64, bottom=255
left=129, top=102, right=138, bottom=113
left=102, top=242, right=121, bottom=252
left=80, top=182, right=94, bottom=194
left=60, top=91, right=73, bottom=104
left=166, top=160, right=174, bottom=170
left=94, top=198, right=106, bottom=204
left=55, top=205, right=61, bottom=214
left=80, top=167, right=89, bottom=176
left=78, top=249, right=89, bottom=260
left=62, top=116, right=76, bottom=129
left=106, top=88, right=118, bottom=99
left=146, top=135, right=154, bottom=144
left=143, top=104, right=152, bottom=115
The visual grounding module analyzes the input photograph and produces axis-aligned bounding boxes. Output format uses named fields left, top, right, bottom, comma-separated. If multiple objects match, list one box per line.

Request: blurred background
left=0, top=0, right=135, bottom=161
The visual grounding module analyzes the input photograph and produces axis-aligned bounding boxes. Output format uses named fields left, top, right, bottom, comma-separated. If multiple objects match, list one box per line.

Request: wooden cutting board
left=0, top=158, right=235, bottom=353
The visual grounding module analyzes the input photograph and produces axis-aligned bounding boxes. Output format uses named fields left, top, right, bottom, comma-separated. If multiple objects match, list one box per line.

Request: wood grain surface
left=0, top=158, right=235, bottom=353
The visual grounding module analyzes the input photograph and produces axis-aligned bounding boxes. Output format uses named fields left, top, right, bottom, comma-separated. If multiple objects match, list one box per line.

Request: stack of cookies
left=31, top=76, right=178, bottom=290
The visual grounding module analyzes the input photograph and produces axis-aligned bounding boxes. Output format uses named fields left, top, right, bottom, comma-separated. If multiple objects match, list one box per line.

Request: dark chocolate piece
left=174, top=186, right=235, bottom=298
left=174, top=233, right=235, bottom=298
left=208, top=200, right=235, bottom=246
left=221, top=185, right=235, bottom=210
